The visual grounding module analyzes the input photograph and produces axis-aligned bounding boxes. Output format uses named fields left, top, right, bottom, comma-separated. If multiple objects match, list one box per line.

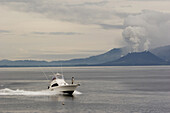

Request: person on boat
left=72, top=77, right=74, bottom=84
left=52, top=76, right=56, bottom=80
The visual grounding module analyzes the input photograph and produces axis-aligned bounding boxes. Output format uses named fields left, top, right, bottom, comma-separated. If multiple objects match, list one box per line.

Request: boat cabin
left=50, top=73, right=68, bottom=88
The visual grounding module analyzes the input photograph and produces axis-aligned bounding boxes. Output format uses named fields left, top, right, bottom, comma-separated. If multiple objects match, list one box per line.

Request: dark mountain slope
left=51, top=48, right=128, bottom=65
left=102, top=51, right=167, bottom=66
left=150, top=45, right=170, bottom=61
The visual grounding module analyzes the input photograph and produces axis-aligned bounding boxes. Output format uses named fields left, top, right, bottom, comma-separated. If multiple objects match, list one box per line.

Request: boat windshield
left=50, top=73, right=68, bottom=86
left=55, top=73, right=64, bottom=80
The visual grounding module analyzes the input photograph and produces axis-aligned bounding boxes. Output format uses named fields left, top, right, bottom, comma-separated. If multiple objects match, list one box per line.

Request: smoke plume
left=122, top=10, right=170, bottom=52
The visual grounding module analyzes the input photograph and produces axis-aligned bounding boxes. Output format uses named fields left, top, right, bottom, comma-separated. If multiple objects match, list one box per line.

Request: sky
left=0, top=0, right=170, bottom=61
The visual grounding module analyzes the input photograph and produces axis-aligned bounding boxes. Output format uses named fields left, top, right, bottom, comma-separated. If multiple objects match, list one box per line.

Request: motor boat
left=48, top=73, right=80, bottom=95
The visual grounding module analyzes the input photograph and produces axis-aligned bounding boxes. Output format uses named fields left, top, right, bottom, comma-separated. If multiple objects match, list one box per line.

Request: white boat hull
left=50, top=84, right=79, bottom=95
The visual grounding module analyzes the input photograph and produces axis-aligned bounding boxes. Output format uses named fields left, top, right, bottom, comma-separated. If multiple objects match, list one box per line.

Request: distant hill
left=150, top=45, right=170, bottom=62
left=101, top=51, right=167, bottom=66
left=50, top=48, right=128, bottom=65
left=0, top=59, right=48, bottom=67
left=0, top=48, right=128, bottom=67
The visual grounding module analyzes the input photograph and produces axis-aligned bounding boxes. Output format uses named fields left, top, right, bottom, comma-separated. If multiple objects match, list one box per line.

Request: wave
left=0, top=88, right=82, bottom=96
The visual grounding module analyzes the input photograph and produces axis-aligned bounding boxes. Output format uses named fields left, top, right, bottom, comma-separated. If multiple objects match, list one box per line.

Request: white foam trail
left=0, top=88, right=58, bottom=96
left=0, top=88, right=82, bottom=96
left=73, top=90, right=82, bottom=95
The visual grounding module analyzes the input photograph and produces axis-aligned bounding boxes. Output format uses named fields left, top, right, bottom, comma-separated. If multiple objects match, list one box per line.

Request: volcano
left=102, top=51, right=167, bottom=66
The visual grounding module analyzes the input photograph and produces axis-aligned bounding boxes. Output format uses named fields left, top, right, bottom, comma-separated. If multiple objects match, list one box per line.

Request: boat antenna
left=47, top=66, right=55, bottom=75
left=39, top=66, right=49, bottom=81
left=60, top=62, right=63, bottom=75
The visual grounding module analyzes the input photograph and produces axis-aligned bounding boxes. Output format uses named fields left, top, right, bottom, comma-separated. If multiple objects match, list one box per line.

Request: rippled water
left=0, top=66, right=170, bottom=113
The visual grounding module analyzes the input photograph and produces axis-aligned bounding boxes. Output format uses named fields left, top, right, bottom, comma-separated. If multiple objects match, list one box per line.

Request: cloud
left=32, top=32, right=82, bottom=35
left=129, top=0, right=170, bottom=1
left=122, top=10, right=170, bottom=52
left=0, top=30, right=10, bottom=33
left=0, top=0, right=115, bottom=25
left=67, top=1, right=108, bottom=7
left=99, top=24, right=124, bottom=30
left=0, top=0, right=32, bottom=2
left=120, top=5, right=132, bottom=8
left=115, top=12, right=139, bottom=18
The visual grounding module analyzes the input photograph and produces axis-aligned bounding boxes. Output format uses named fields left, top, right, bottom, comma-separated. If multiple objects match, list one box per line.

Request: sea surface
left=0, top=66, right=170, bottom=113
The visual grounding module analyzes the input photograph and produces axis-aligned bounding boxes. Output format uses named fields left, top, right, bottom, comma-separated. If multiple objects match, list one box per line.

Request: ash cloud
left=122, top=10, right=170, bottom=52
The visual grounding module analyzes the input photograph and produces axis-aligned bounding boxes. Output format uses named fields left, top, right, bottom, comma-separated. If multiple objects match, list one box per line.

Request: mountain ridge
left=150, top=45, right=170, bottom=61
left=51, top=47, right=128, bottom=65
left=0, top=45, right=170, bottom=67
left=101, top=51, right=167, bottom=66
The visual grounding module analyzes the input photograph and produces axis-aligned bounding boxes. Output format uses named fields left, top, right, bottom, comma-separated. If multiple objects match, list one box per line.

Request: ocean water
left=0, top=66, right=170, bottom=113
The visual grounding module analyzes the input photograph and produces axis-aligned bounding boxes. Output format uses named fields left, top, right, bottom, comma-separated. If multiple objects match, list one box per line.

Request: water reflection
left=50, top=94, right=75, bottom=102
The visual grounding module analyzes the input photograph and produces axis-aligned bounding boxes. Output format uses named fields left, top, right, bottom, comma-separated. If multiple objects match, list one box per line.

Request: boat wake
left=0, top=88, right=82, bottom=96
